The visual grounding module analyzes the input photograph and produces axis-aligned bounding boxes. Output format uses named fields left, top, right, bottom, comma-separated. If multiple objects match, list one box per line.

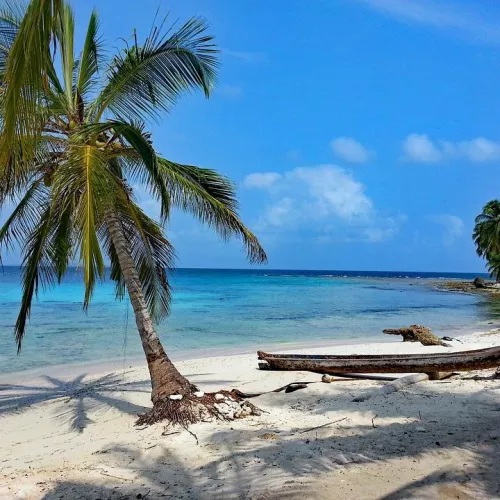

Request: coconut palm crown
left=0, top=0, right=266, bottom=412
left=473, top=200, right=500, bottom=275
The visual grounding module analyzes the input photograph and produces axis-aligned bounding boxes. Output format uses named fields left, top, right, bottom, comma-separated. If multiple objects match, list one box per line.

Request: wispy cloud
left=356, top=0, right=500, bottom=45
left=331, top=137, right=374, bottom=164
left=243, top=172, right=282, bottom=189
left=401, top=134, right=500, bottom=163
left=429, top=214, right=464, bottom=245
left=244, top=165, right=404, bottom=242
left=222, top=49, right=268, bottom=63
left=216, top=84, right=243, bottom=99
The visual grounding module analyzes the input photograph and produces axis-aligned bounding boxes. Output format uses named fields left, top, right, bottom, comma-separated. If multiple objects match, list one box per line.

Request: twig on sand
left=372, top=414, right=378, bottom=428
left=161, top=430, right=181, bottom=437
left=99, top=471, right=133, bottom=482
left=182, top=424, right=199, bottom=445
left=299, top=417, right=348, bottom=434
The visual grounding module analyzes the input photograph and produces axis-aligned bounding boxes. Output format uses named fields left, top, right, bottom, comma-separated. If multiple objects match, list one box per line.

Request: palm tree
left=0, top=1, right=266, bottom=422
left=474, top=201, right=500, bottom=279
left=486, top=254, right=500, bottom=281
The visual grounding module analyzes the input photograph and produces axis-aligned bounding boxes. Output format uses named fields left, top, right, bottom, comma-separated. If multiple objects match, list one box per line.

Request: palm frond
left=0, top=0, right=64, bottom=163
left=473, top=200, right=500, bottom=259
left=75, top=9, right=102, bottom=108
left=51, top=145, right=112, bottom=307
left=106, top=235, right=126, bottom=301
left=0, top=177, right=46, bottom=256
left=93, top=16, right=218, bottom=122
left=157, top=157, right=267, bottom=264
left=487, top=254, right=500, bottom=281
left=15, top=204, right=56, bottom=352
left=50, top=200, right=73, bottom=280
left=56, top=3, right=74, bottom=111
left=0, top=1, right=24, bottom=76
left=77, top=120, right=171, bottom=221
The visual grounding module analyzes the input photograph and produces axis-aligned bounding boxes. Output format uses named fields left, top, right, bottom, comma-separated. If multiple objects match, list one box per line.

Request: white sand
left=1, top=331, right=500, bottom=499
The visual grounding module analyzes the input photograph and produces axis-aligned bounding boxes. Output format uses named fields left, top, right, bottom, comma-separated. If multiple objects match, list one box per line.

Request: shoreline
left=0, top=336, right=395, bottom=383
left=2, top=325, right=500, bottom=385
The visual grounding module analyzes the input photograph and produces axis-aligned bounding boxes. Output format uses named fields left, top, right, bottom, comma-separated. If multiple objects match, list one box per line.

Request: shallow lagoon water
left=0, top=267, right=495, bottom=373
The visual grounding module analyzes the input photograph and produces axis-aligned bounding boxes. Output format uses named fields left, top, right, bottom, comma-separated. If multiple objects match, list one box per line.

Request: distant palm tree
left=0, top=0, right=266, bottom=422
left=474, top=201, right=500, bottom=279
left=486, top=254, right=500, bottom=281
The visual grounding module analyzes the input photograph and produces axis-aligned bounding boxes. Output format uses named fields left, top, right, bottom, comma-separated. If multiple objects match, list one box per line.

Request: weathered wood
left=352, top=373, right=430, bottom=402
left=322, top=373, right=397, bottom=382
left=231, top=381, right=317, bottom=399
left=257, top=346, right=500, bottom=374
left=383, top=324, right=450, bottom=347
left=426, top=371, right=454, bottom=380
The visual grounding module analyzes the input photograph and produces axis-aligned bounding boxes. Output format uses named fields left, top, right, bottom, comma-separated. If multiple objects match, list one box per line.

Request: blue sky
left=3, top=0, right=500, bottom=272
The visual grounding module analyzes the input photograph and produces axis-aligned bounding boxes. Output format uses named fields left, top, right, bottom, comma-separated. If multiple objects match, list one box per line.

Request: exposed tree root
left=136, top=390, right=261, bottom=427
left=383, top=324, right=451, bottom=347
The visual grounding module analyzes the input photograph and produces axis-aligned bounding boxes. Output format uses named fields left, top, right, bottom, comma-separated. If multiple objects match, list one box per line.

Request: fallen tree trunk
left=383, top=324, right=451, bottom=347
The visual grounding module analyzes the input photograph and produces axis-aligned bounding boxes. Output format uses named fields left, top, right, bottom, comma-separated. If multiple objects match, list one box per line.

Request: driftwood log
left=352, top=372, right=454, bottom=402
left=352, top=373, right=430, bottom=402
left=383, top=324, right=451, bottom=347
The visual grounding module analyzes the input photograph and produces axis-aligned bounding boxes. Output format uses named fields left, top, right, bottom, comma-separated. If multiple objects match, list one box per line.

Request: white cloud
left=263, top=197, right=294, bottom=227
left=356, top=0, right=500, bottom=46
left=456, top=138, right=500, bottom=162
left=243, top=172, right=282, bottom=189
left=363, top=214, right=408, bottom=242
left=250, top=164, right=404, bottom=242
left=402, top=134, right=500, bottom=163
left=429, top=214, right=464, bottom=245
left=291, top=166, right=373, bottom=219
left=402, top=134, right=443, bottom=163
left=331, top=137, right=373, bottom=164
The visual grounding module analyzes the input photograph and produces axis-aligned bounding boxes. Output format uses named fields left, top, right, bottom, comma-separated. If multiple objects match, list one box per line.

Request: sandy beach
left=0, top=331, right=499, bottom=499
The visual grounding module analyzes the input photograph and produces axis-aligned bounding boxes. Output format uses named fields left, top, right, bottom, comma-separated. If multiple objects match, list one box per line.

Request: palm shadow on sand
left=35, top=375, right=500, bottom=499
left=0, top=373, right=150, bottom=432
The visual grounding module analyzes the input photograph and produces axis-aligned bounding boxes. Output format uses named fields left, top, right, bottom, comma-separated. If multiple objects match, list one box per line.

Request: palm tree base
left=136, top=390, right=261, bottom=427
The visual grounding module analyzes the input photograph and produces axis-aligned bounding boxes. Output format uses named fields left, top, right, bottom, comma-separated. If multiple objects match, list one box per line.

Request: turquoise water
left=0, top=267, right=496, bottom=373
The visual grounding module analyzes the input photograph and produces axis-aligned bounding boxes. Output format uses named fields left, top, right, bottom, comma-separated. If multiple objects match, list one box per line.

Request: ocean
left=0, top=267, right=497, bottom=374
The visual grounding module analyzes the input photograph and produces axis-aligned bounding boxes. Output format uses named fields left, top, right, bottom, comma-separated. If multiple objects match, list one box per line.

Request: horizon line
left=0, top=265, right=488, bottom=275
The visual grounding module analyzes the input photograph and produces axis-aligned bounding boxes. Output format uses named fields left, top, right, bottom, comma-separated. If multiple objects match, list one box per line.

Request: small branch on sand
left=299, top=417, right=348, bottom=434
left=99, top=471, right=133, bottom=482
left=161, top=430, right=181, bottom=437
left=371, top=414, right=378, bottom=428
left=353, top=373, right=430, bottom=403
left=182, top=424, right=199, bottom=445
left=231, top=381, right=317, bottom=399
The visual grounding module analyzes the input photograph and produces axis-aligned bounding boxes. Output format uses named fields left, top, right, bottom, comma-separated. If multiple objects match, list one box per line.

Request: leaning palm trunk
left=106, top=212, right=195, bottom=402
